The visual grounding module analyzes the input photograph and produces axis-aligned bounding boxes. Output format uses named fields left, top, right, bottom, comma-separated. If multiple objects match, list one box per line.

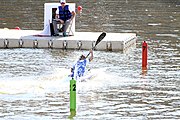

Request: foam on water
left=0, top=68, right=111, bottom=96
left=0, top=67, right=152, bottom=100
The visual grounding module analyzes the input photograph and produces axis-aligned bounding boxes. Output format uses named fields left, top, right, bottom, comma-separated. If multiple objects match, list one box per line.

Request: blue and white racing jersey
left=71, top=59, right=89, bottom=80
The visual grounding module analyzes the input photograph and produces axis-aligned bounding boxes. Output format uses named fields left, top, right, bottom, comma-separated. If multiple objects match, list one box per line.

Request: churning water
left=0, top=0, right=179, bottom=119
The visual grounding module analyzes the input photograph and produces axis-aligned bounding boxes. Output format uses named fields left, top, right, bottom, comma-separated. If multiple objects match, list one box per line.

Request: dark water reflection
left=0, top=0, right=180, bottom=119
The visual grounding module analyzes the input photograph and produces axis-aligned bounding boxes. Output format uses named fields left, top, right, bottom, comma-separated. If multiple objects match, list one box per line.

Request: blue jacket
left=71, top=59, right=89, bottom=80
left=58, top=5, right=72, bottom=21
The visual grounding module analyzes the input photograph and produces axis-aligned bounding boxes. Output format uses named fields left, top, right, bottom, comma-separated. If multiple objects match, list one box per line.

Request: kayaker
left=71, top=50, right=93, bottom=81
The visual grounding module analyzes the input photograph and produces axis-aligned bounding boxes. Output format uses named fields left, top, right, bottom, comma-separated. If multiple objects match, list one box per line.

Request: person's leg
left=53, top=19, right=64, bottom=35
left=63, top=19, right=71, bottom=36
left=52, top=19, right=58, bottom=35
left=53, top=19, right=58, bottom=34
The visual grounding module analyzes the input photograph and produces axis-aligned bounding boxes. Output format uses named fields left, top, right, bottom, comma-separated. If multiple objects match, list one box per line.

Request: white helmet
left=60, top=0, right=66, bottom=4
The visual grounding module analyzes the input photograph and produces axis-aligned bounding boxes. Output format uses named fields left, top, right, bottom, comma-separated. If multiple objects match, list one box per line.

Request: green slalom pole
left=69, top=78, right=76, bottom=118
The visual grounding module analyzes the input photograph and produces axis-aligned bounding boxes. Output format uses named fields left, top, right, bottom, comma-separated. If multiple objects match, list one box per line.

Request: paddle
left=86, top=32, right=106, bottom=58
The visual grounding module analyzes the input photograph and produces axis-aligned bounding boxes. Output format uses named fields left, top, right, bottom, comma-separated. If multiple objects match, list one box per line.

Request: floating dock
left=0, top=2, right=137, bottom=52
left=0, top=29, right=136, bottom=52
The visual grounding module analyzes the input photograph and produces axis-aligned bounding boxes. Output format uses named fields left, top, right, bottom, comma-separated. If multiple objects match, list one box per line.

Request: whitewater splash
left=0, top=67, right=109, bottom=97
left=0, top=66, right=152, bottom=99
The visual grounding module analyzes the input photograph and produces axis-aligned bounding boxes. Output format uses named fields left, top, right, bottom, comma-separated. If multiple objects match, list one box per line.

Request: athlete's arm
left=89, top=49, right=93, bottom=62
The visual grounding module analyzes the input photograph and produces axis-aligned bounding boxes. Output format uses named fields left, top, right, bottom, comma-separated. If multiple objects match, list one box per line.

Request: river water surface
left=0, top=0, right=180, bottom=119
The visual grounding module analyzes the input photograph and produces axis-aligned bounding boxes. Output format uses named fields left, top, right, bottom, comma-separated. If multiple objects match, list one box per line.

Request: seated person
left=53, top=0, right=75, bottom=36
left=71, top=50, right=93, bottom=81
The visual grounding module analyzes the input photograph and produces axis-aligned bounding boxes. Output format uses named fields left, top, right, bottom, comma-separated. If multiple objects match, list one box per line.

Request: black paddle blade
left=95, top=32, right=106, bottom=46
left=86, top=32, right=106, bottom=58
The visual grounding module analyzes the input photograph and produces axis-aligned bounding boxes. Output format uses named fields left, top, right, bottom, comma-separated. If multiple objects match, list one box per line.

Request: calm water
left=0, top=0, right=180, bottom=119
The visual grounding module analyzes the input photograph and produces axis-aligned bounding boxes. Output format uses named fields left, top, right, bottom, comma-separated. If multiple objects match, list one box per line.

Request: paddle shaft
left=86, top=32, right=106, bottom=58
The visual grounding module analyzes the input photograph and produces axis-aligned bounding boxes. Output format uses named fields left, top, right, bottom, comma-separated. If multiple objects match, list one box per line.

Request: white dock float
left=0, top=29, right=136, bottom=52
